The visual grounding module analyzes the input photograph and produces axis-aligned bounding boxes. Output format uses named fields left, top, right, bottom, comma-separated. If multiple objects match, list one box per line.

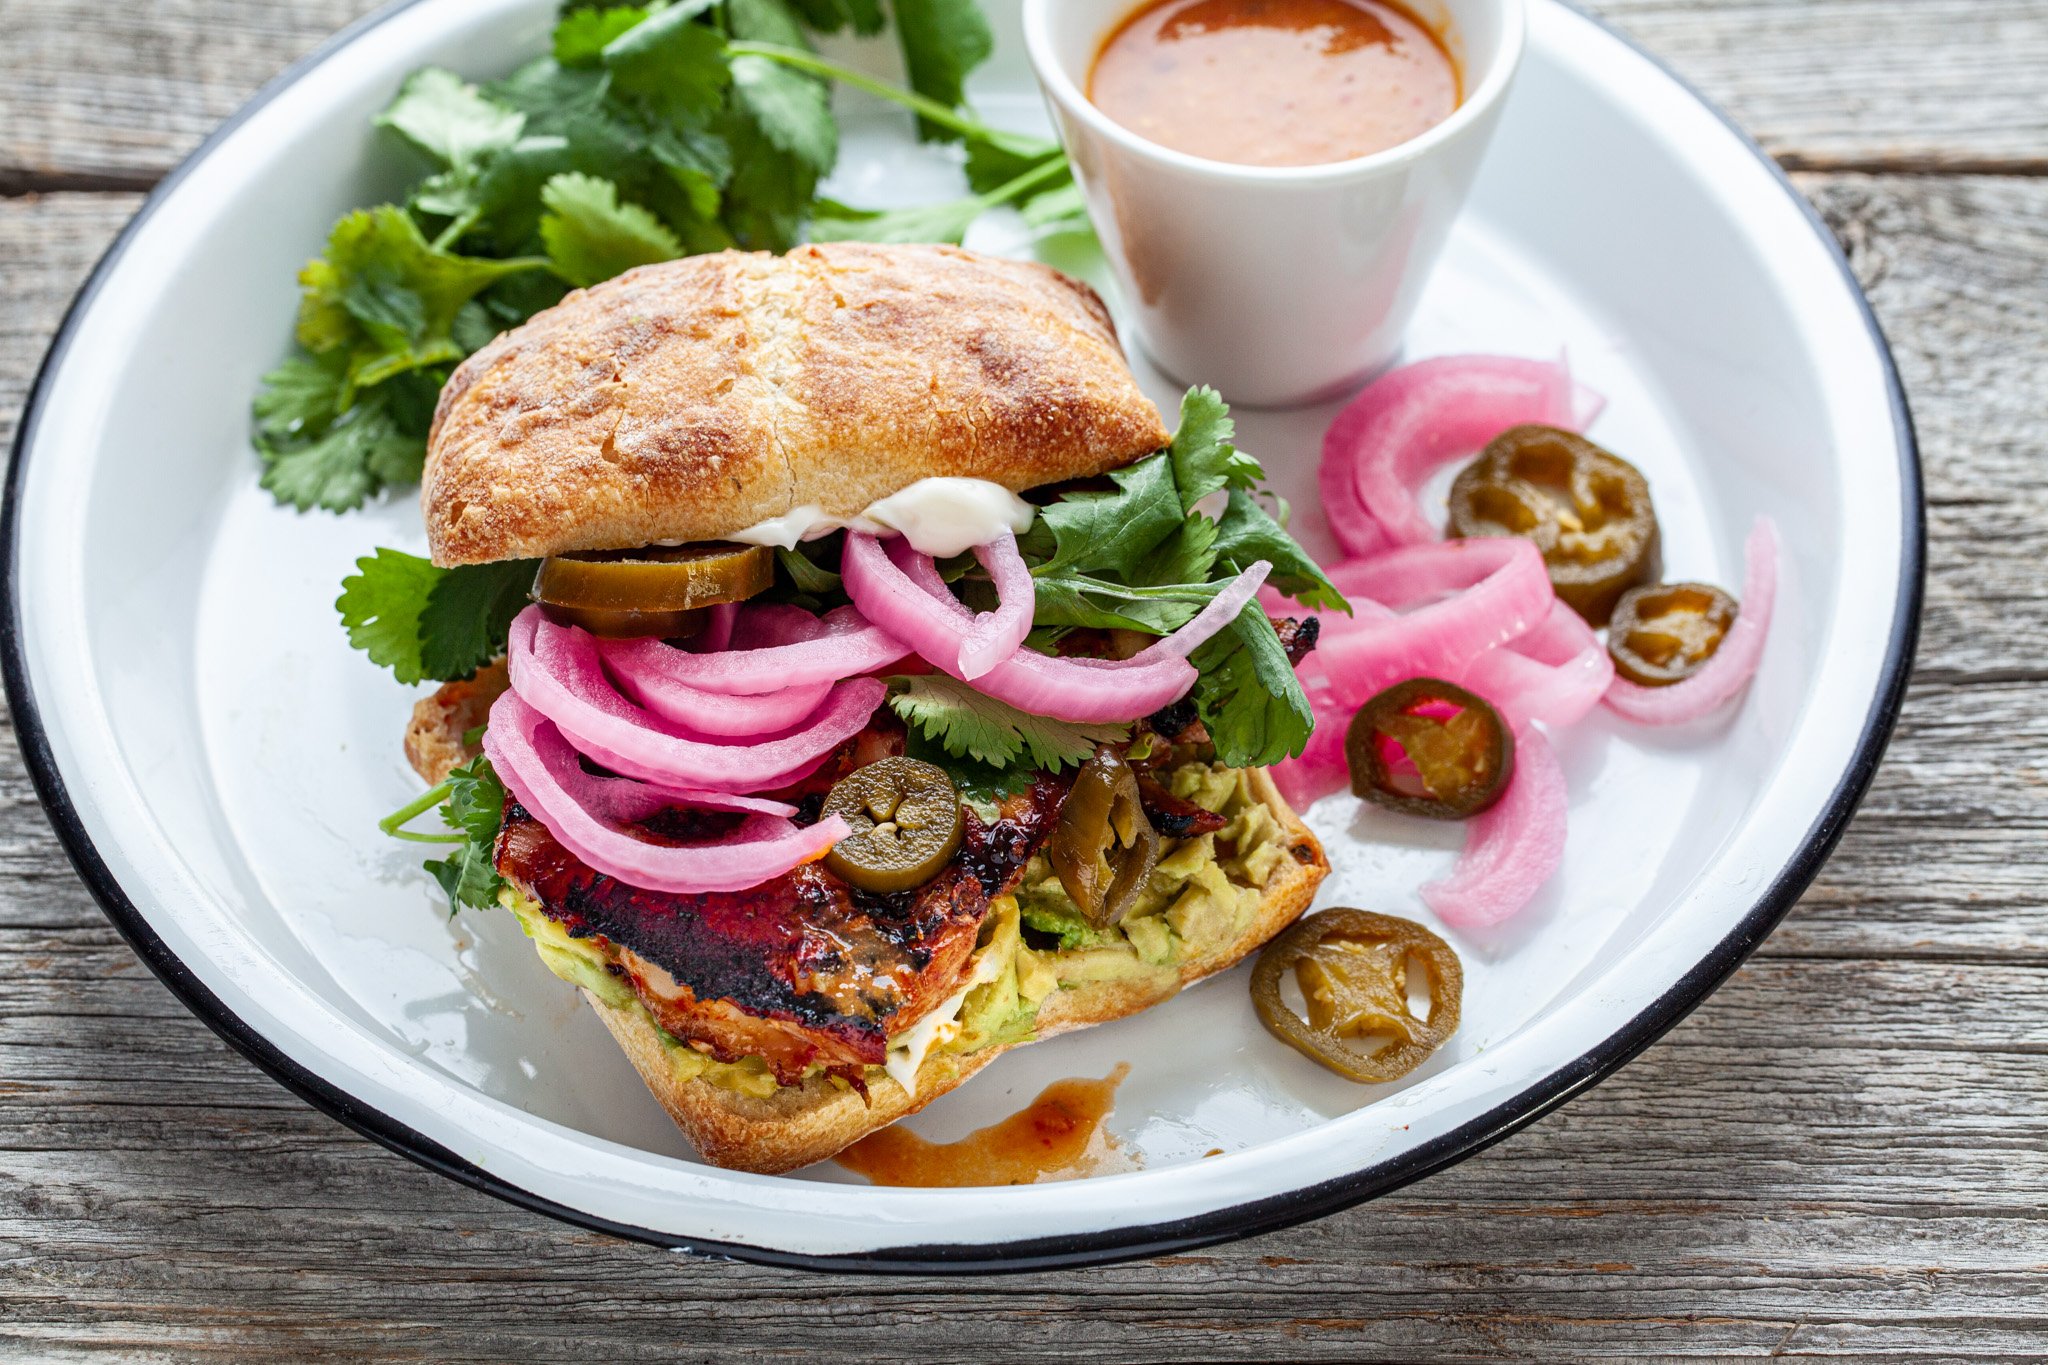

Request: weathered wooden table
left=3, top=1, right=2043, bottom=1356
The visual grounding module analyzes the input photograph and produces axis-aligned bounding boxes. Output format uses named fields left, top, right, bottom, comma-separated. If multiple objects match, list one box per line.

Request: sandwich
left=395, top=241, right=1342, bottom=1174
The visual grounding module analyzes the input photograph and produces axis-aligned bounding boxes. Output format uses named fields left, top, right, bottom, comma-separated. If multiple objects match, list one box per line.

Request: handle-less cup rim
left=1023, top=0, right=1527, bottom=185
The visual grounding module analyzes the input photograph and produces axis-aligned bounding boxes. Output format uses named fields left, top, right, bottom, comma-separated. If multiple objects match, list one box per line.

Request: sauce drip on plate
left=836, top=1065, right=1137, bottom=1186
left=1089, top=0, right=1460, bottom=167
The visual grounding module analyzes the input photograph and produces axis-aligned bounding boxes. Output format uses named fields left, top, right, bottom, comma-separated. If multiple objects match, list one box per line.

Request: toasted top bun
left=422, top=242, right=1171, bottom=567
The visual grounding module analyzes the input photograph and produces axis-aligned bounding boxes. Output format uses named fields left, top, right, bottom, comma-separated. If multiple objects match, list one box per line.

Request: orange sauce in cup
left=1089, top=0, right=1461, bottom=167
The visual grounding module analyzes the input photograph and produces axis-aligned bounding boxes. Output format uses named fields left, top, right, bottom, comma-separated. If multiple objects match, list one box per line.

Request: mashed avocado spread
left=501, top=760, right=1286, bottom=1098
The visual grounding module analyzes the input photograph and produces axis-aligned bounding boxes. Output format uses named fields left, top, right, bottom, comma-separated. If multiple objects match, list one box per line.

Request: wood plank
left=1589, top=0, right=2048, bottom=171
left=1, top=0, right=2045, bottom=182
left=0, top=956, right=2041, bottom=1358
left=0, top=173, right=2044, bottom=1355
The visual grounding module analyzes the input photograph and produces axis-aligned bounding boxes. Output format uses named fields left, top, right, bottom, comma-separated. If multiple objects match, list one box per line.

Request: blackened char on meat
left=494, top=777, right=1065, bottom=1083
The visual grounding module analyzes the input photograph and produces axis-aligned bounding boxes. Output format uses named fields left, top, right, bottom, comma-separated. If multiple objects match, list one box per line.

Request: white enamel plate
left=3, top=0, right=1919, bottom=1269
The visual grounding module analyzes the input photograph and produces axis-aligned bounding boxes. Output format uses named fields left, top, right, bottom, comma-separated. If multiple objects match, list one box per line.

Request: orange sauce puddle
left=835, top=1065, right=1138, bottom=1186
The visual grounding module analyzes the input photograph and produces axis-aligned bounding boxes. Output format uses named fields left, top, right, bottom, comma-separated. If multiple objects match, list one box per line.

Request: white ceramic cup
left=1024, top=0, right=1526, bottom=407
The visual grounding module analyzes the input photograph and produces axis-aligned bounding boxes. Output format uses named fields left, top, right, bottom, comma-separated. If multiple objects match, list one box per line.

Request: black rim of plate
left=1, top=0, right=1924, bottom=1275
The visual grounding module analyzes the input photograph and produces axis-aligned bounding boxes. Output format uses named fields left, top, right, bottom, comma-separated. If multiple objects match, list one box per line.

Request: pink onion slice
left=1421, top=722, right=1568, bottom=929
left=1460, top=599, right=1615, bottom=733
left=1313, top=539, right=1555, bottom=708
left=1605, top=516, right=1779, bottom=726
left=607, top=603, right=910, bottom=696
left=486, top=694, right=800, bottom=824
left=505, top=607, right=885, bottom=790
left=844, top=533, right=1269, bottom=724
left=484, top=692, right=844, bottom=894
left=1319, top=354, right=1589, bottom=556
left=598, top=638, right=834, bottom=737
left=956, top=529, right=1035, bottom=680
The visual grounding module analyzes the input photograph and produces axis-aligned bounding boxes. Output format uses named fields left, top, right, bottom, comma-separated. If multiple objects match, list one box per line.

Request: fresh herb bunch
left=255, top=0, right=1076, bottom=517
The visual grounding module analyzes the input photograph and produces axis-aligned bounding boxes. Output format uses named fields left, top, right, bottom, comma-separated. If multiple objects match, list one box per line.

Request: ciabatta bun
left=423, top=243, right=1171, bottom=567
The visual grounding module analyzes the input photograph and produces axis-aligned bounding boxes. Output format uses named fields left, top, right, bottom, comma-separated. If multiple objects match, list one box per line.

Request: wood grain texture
left=1, top=1, right=2046, bottom=1356
left=1, top=0, right=2046, bottom=182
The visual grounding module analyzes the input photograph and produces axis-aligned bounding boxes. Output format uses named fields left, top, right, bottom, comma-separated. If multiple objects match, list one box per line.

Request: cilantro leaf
left=727, top=0, right=812, bottom=47
left=377, top=68, right=524, bottom=174
left=889, top=0, right=993, bottom=140
left=1212, top=490, right=1347, bottom=613
left=336, top=549, right=538, bottom=684
left=789, top=0, right=886, bottom=35
left=424, top=753, right=508, bottom=913
left=730, top=54, right=838, bottom=174
left=294, top=206, right=544, bottom=394
left=337, top=548, right=443, bottom=684
left=1030, top=574, right=1213, bottom=634
left=1168, top=386, right=1262, bottom=510
left=1189, top=606, right=1316, bottom=768
left=1138, top=512, right=1220, bottom=588
left=602, top=0, right=733, bottom=125
left=418, top=559, right=541, bottom=681
left=251, top=353, right=347, bottom=446
left=259, top=401, right=419, bottom=511
left=901, top=725, right=1032, bottom=806
left=717, top=103, right=817, bottom=249
left=554, top=6, right=649, bottom=66
left=539, top=171, right=682, bottom=285
left=256, top=370, right=437, bottom=512
left=1033, top=451, right=1184, bottom=577
left=890, top=675, right=1123, bottom=772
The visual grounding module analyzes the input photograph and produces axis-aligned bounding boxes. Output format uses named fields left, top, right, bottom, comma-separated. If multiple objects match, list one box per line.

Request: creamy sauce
left=720, top=478, right=1035, bottom=558
left=836, top=1065, right=1138, bottom=1186
left=1089, top=0, right=1461, bottom=168
left=865, top=478, right=1036, bottom=558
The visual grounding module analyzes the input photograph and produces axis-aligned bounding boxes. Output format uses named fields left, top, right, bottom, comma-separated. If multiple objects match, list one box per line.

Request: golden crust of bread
left=578, top=766, right=1325, bottom=1176
left=405, top=678, right=1327, bottom=1176
left=423, top=242, right=1171, bottom=567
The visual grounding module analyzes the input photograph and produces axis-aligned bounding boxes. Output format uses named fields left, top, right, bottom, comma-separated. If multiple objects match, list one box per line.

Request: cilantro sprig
left=384, top=753, right=508, bottom=913
left=253, top=1, right=1079, bottom=517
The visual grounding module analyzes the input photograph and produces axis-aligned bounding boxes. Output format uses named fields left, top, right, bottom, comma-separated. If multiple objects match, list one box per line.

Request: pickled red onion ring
left=843, top=533, right=1267, bottom=723
left=1605, top=517, right=1779, bottom=726
left=597, top=638, right=834, bottom=737
left=1460, top=600, right=1615, bottom=733
left=506, top=607, right=885, bottom=789
left=484, top=692, right=844, bottom=894
left=610, top=603, right=909, bottom=696
left=1421, top=722, right=1567, bottom=928
left=484, top=693, right=799, bottom=823
left=1319, top=354, right=1590, bottom=556
left=1313, top=539, right=1554, bottom=708
left=957, top=529, right=1034, bottom=680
